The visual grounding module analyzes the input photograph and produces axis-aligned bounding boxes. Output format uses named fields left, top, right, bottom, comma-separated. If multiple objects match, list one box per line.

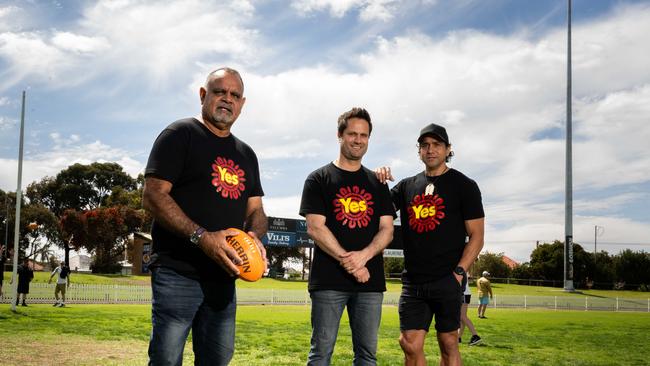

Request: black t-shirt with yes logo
left=300, top=163, right=395, bottom=292
left=145, top=118, right=264, bottom=281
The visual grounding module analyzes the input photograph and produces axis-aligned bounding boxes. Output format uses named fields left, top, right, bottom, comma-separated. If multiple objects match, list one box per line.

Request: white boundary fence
left=2, top=283, right=649, bottom=312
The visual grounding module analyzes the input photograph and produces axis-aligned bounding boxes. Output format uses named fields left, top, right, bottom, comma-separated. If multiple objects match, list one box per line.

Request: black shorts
left=463, top=294, right=471, bottom=304
left=399, top=274, right=462, bottom=333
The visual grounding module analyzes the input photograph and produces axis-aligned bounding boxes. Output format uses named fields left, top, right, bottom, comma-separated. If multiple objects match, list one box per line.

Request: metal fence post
left=585, top=296, right=588, bottom=311
left=554, top=296, right=557, bottom=311
left=616, top=297, right=619, bottom=311
left=524, top=295, right=527, bottom=309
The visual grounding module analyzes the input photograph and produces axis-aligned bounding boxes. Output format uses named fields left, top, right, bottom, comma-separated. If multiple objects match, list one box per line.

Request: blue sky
left=1, top=0, right=649, bottom=262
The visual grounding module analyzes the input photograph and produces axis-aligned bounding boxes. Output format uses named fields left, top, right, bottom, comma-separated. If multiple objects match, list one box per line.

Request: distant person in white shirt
left=48, top=261, right=71, bottom=307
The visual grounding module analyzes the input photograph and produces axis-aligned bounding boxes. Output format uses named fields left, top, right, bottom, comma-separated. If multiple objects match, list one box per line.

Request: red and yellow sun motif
left=407, top=193, right=446, bottom=233
left=211, top=157, right=246, bottom=200
left=333, top=185, right=374, bottom=229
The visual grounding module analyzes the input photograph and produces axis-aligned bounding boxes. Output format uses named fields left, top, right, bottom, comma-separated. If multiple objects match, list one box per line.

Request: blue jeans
left=308, top=290, right=384, bottom=366
left=148, top=267, right=236, bottom=366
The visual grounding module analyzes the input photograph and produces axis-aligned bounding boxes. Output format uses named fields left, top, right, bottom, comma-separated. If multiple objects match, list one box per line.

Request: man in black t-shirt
left=377, top=123, right=484, bottom=366
left=300, top=107, right=395, bottom=365
left=143, top=67, right=268, bottom=365
left=13, top=258, right=34, bottom=306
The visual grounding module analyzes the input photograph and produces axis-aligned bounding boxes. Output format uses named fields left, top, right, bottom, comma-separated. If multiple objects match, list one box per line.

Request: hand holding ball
left=226, top=228, right=265, bottom=282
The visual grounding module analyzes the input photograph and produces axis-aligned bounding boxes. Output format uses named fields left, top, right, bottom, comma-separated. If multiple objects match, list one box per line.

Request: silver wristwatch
left=189, top=227, right=206, bottom=246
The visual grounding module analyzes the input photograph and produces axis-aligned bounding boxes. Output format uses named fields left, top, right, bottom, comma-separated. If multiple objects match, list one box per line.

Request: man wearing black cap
left=377, top=123, right=484, bottom=366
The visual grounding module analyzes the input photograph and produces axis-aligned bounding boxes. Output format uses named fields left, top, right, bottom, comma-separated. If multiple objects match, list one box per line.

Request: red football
left=226, top=228, right=265, bottom=282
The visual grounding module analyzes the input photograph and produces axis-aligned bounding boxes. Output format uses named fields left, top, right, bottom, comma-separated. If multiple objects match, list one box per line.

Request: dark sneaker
left=469, top=335, right=482, bottom=346
left=59, top=303, right=65, bottom=307
left=21, top=303, right=27, bottom=306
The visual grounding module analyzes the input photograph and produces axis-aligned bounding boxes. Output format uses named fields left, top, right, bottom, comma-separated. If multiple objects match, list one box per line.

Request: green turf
left=1, top=304, right=649, bottom=365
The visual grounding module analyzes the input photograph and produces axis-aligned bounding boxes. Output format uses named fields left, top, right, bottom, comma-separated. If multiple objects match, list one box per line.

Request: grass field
left=1, top=304, right=649, bottom=365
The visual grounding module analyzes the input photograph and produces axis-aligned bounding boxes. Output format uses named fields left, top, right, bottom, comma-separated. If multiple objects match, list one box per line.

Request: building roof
left=502, top=255, right=519, bottom=269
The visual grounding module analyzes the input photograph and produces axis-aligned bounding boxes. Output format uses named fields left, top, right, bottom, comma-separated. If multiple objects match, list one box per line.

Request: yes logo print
left=408, top=193, right=445, bottom=233
left=211, top=157, right=246, bottom=199
left=333, top=186, right=374, bottom=229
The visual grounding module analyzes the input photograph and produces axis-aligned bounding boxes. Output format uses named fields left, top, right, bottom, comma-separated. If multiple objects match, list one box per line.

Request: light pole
left=594, top=225, right=604, bottom=255
left=564, top=0, right=575, bottom=292
left=10, top=91, right=26, bottom=312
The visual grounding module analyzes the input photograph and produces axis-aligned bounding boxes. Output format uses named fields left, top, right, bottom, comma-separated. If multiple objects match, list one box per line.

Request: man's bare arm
left=305, top=214, right=348, bottom=259
left=454, top=217, right=485, bottom=283
left=142, top=177, right=198, bottom=238
left=339, top=215, right=394, bottom=274
left=142, top=176, right=242, bottom=276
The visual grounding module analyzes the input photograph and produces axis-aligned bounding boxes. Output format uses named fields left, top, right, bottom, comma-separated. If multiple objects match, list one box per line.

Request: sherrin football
left=226, top=228, right=265, bottom=282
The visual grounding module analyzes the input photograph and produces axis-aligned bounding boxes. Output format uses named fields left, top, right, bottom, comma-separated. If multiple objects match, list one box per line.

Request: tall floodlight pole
left=564, top=0, right=575, bottom=291
left=10, top=91, right=26, bottom=312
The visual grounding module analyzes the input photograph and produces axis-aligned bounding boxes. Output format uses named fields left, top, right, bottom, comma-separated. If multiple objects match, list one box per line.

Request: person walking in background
left=12, top=258, right=34, bottom=306
left=458, top=279, right=481, bottom=346
left=143, top=67, right=268, bottom=365
left=477, top=271, right=493, bottom=318
left=49, top=261, right=71, bottom=307
left=300, top=107, right=395, bottom=365
left=375, top=122, right=485, bottom=366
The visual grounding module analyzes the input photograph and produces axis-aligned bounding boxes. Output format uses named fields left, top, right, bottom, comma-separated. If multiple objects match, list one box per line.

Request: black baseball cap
left=418, top=123, right=449, bottom=144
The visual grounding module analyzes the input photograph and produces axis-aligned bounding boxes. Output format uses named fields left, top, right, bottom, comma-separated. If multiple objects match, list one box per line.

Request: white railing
left=1, top=283, right=648, bottom=312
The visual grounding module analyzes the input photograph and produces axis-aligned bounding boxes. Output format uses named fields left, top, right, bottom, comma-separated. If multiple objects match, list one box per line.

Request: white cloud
left=51, top=32, right=110, bottom=54
left=0, top=116, right=15, bottom=130
left=0, top=0, right=260, bottom=91
left=263, top=195, right=302, bottom=219
left=291, top=0, right=398, bottom=21
left=0, top=138, right=145, bottom=192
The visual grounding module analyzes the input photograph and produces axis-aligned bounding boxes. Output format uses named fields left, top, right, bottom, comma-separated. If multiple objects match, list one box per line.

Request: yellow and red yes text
left=407, top=194, right=446, bottom=233
left=333, top=186, right=374, bottom=229
left=211, top=157, right=246, bottom=199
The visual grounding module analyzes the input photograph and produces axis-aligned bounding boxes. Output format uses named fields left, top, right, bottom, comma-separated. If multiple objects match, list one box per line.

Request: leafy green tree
left=613, top=249, right=650, bottom=288
left=529, top=241, right=564, bottom=281
left=27, top=162, right=137, bottom=216
left=61, top=205, right=144, bottom=273
left=473, top=252, right=511, bottom=278
left=384, top=257, right=404, bottom=277
left=26, top=162, right=139, bottom=264
left=528, top=240, right=592, bottom=287
left=0, top=190, right=59, bottom=262
left=511, top=262, right=534, bottom=281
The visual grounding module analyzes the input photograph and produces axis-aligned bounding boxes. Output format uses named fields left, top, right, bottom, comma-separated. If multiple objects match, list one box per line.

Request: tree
left=266, top=246, right=303, bottom=275
left=27, top=162, right=137, bottom=216
left=20, top=203, right=60, bottom=261
left=529, top=241, right=564, bottom=281
left=26, top=162, right=139, bottom=263
left=61, top=205, right=144, bottom=273
left=0, top=190, right=60, bottom=262
left=384, top=257, right=404, bottom=277
left=613, top=250, right=650, bottom=288
left=472, top=252, right=511, bottom=279
left=511, top=262, right=534, bottom=281
left=528, top=240, right=592, bottom=287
